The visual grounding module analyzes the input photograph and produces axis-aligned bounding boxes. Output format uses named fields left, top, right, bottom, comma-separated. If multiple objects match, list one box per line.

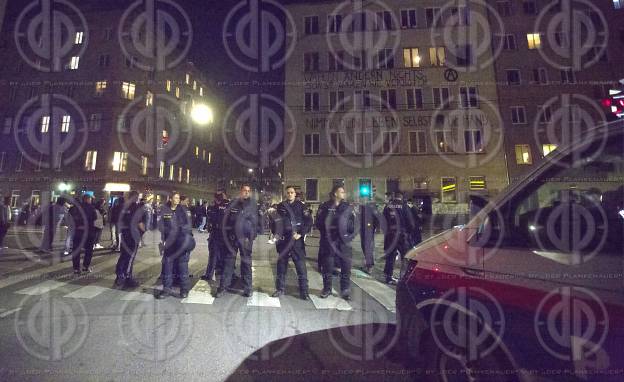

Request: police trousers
left=319, top=238, right=352, bottom=293
left=275, top=238, right=308, bottom=294
left=162, top=249, right=191, bottom=292
left=220, top=239, right=253, bottom=293
left=205, top=237, right=226, bottom=279
left=116, top=231, right=139, bottom=279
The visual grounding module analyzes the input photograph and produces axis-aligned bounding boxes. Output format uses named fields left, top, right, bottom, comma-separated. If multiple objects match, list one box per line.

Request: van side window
left=497, top=136, right=623, bottom=257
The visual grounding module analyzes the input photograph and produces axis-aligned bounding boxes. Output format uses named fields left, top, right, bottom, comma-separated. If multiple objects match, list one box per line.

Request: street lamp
left=190, top=103, right=214, bottom=126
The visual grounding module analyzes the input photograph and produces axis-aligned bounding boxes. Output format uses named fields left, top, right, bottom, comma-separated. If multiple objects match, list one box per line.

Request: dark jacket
left=159, top=204, right=195, bottom=255
left=271, top=200, right=313, bottom=240
left=383, top=198, right=418, bottom=246
left=315, top=200, right=356, bottom=244
left=224, top=198, right=263, bottom=242
left=68, top=202, right=97, bottom=235
left=207, top=199, right=230, bottom=241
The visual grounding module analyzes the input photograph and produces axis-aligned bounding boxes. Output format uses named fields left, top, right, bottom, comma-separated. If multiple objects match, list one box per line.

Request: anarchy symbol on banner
left=444, top=68, right=459, bottom=82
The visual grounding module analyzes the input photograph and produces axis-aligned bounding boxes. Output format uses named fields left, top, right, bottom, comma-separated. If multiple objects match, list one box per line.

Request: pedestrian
left=114, top=191, right=146, bottom=288
left=138, top=198, right=148, bottom=248
left=315, top=185, right=356, bottom=301
left=61, top=198, right=72, bottom=256
left=382, top=191, right=417, bottom=285
left=68, top=194, right=98, bottom=274
left=215, top=184, right=262, bottom=298
left=156, top=191, right=195, bottom=299
left=359, top=199, right=380, bottom=274
left=109, top=197, right=123, bottom=251
left=197, top=201, right=208, bottom=232
left=201, top=191, right=229, bottom=282
left=92, top=199, right=106, bottom=250
left=271, top=186, right=312, bottom=300
left=0, top=196, right=11, bottom=252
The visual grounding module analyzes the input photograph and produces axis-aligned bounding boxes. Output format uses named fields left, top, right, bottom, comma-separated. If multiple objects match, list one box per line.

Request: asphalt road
left=0, top=227, right=421, bottom=382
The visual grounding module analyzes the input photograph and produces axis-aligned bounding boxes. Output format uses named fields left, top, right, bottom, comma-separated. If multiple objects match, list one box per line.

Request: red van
left=397, top=122, right=624, bottom=382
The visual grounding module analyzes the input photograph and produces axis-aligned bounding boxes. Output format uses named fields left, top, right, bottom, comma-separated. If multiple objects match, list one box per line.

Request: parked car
left=397, top=121, right=624, bottom=382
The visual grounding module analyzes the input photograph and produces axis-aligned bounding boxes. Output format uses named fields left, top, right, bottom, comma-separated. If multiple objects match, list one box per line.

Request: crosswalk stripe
left=63, top=285, right=108, bottom=299
left=15, top=280, right=67, bottom=295
left=121, top=291, right=154, bottom=302
left=247, top=291, right=281, bottom=308
left=306, top=264, right=352, bottom=311
left=0, top=307, right=22, bottom=318
left=181, top=280, right=214, bottom=305
left=351, top=276, right=396, bottom=313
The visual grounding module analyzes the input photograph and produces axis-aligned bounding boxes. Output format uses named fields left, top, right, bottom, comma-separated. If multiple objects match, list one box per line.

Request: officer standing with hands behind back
left=271, top=186, right=313, bottom=300
left=201, top=190, right=230, bottom=282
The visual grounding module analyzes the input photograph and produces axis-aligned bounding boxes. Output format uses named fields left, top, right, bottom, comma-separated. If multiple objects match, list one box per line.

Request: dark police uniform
left=115, top=199, right=146, bottom=283
left=382, top=198, right=417, bottom=282
left=218, top=198, right=262, bottom=296
left=272, top=199, right=312, bottom=298
left=69, top=200, right=97, bottom=272
left=203, top=197, right=230, bottom=281
left=159, top=203, right=195, bottom=296
left=359, top=202, right=380, bottom=270
left=315, top=200, right=356, bottom=298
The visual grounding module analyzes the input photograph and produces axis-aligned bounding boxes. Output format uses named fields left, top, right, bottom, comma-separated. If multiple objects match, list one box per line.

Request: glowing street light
left=190, top=104, right=214, bottom=126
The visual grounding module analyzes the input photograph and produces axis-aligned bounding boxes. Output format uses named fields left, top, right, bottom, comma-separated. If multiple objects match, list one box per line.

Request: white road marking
left=0, top=307, right=22, bottom=318
left=15, top=280, right=67, bottom=295
left=351, top=276, right=396, bottom=313
left=63, top=285, right=109, bottom=299
left=306, top=264, right=352, bottom=311
left=247, top=291, right=281, bottom=308
left=181, top=280, right=214, bottom=305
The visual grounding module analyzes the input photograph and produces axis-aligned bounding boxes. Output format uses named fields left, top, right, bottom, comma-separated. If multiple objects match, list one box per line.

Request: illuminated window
left=175, top=87, right=180, bottom=99
left=199, top=87, right=203, bottom=96
left=193, top=80, right=197, bottom=90
left=146, top=91, right=153, bottom=106
left=169, top=164, right=174, bottom=181
left=186, top=169, right=190, bottom=184
left=515, top=144, right=532, bottom=164
left=95, top=81, right=107, bottom=96
left=186, top=74, right=190, bottom=84
left=208, top=152, right=212, bottom=164
left=166, top=80, right=171, bottom=92
left=429, top=47, right=445, bottom=66
left=75, top=32, right=84, bottom=44
left=112, top=151, right=128, bottom=172
left=121, top=82, right=136, bottom=100
left=195, top=146, right=199, bottom=157
left=141, top=156, right=148, bottom=175
left=85, top=151, right=97, bottom=171
left=469, top=176, right=486, bottom=191
left=441, top=177, right=457, bottom=203
left=527, top=33, right=541, bottom=49
left=614, top=0, right=623, bottom=10
left=403, top=48, right=420, bottom=68
left=69, top=56, right=80, bottom=70
left=61, top=115, right=71, bottom=132
left=178, top=167, right=182, bottom=182
left=542, top=144, right=557, bottom=156
left=40, top=116, right=50, bottom=133
left=159, top=161, right=165, bottom=178
left=202, top=149, right=206, bottom=160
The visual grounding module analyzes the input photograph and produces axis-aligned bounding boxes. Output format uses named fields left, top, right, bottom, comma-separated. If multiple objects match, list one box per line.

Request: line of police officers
left=91, top=183, right=420, bottom=301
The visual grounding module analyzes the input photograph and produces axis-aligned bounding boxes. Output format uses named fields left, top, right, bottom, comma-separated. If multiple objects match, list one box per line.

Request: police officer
left=215, top=184, right=262, bottom=298
left=383, top=191, right=416, bottom=285
left=114, top=190, right=146, bottom=288
left=69, top=194, right=98, bottom=275
left=271, top=186, right=313, bottom=300
left=156, top=191, right=195, bottom=299
left=359, top=199, right=380, bottom=274
left=201, top=190, right=230, bottom=282
left=316, top=185, right=356, bottom=301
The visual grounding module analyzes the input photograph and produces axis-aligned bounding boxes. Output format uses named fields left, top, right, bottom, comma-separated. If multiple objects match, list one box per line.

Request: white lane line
left=121, top=291, right=154, bottom=302
left=181, top=280, right=214, bottom=305
left=0, top=307, right=22, bottom=318
left=63, top=285, right=109, bottom=299
left=351, top=276, right=396, bottom=313
left=306, top=263, right=352, bottom=311
left=247, top=291, right=281, bottom=308
left=15, top=280, right=67, bottom=295
left=120, top=258, right=199, bottom=301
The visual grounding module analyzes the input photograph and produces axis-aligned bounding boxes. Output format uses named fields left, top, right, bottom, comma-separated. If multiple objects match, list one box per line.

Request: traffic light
left=601, top=85, right=624, bottom=120
left=359, top=179, right=372, bottom=199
